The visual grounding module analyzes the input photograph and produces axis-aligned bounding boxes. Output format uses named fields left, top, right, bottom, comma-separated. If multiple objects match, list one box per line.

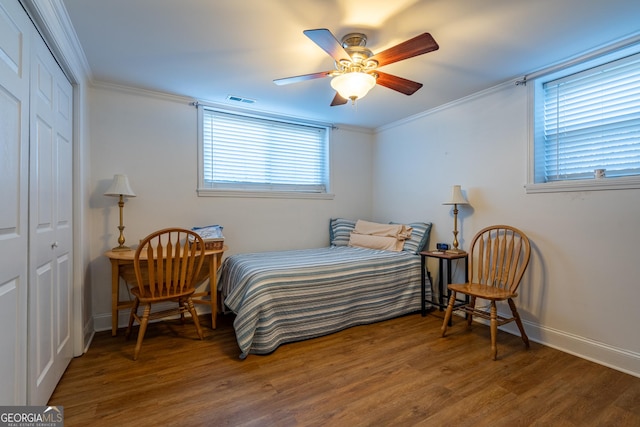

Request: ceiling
left=61, top=0, right=640, bottom=129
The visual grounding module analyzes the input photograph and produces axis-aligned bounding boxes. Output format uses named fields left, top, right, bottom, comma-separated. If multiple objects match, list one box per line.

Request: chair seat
left=448, top=282, right=518, bottom=301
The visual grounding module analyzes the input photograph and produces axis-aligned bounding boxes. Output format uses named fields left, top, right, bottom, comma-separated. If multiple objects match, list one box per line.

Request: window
left=528, top=43, right=640, bottom=192
left=198, top=107, right=331, bottom=198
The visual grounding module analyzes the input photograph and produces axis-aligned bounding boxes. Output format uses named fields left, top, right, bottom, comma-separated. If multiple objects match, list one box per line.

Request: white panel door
left=28, top=28, right=73, bottom=405
left=0, top=0, right=31, bottom=405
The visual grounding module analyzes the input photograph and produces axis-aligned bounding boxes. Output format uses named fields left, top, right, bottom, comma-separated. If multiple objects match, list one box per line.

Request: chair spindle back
left=468, top=225, right=531, bottom=293
left=134, top=228, right=205, bottom=298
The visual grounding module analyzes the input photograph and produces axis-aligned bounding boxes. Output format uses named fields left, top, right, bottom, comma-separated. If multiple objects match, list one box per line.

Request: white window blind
left=200, top=108, right=328, bottom=193
left=541, top=52, right=640, bottom=182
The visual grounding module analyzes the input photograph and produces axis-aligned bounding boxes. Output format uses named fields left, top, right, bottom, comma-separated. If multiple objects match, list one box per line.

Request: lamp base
left=445, top=248, right=466, bottom=255
left=111, top=245, right=132, bottom=252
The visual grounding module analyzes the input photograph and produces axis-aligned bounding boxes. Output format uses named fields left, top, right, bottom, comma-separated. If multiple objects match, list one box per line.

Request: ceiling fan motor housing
left=341, top=33, right=368, bottom=48
left=337, top=33, right=377, bottom=73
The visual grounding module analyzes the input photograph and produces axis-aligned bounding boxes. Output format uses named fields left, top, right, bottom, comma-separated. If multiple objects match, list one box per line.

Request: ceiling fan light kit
left=330, top=71, right=377, bottom=102
left=274, top=28, right=439, bottom=106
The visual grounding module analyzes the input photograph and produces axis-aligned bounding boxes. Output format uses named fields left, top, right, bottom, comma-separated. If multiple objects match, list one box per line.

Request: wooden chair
left=125, top=228, right=205, bottom=360
left=441, top=225, right=531, bottom=360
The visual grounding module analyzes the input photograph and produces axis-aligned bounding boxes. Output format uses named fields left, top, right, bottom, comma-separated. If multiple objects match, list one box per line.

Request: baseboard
left=83, top=326, right=95, bottom=354
left=516, top=320, right=640, bottom=379
left=460, top=311, right=640, bottom=378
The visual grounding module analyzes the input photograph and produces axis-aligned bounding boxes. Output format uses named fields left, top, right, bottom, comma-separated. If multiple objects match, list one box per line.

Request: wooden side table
left=105, top=246, right=226, bottom=336
left=420, top=250, right=468, bottom=316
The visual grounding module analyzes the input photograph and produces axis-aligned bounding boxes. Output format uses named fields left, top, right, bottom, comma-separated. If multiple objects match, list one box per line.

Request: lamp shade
left=330, top=72, right=376, bottom=101
left=104, top=174, right=136, bottom=197
left=443, top=185, right=468, bottom=205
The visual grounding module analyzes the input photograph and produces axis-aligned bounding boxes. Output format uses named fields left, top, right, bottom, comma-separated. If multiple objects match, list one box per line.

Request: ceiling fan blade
left=303, top=28, right=351, bottom=63
left=273, top=71, right=333, bottom=86
left=330, top=92, right=348, bottom=106
left=375, top=71, right=423, bottom=95
left=369, top=33, right=439, bottom=67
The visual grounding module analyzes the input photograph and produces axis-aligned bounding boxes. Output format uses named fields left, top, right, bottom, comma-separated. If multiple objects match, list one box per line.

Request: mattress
left=218, top=246, right=428, bottom=358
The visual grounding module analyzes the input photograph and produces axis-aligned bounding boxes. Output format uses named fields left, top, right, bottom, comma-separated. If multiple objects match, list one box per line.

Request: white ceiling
left=61, top=0, right=640, bottom=129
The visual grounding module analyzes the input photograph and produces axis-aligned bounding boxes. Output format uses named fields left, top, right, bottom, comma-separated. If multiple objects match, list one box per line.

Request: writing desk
left=105, top=246, right=227, bottom=336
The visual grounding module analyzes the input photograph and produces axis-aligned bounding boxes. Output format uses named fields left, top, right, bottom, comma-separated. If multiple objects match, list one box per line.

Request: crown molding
left=20, top=0, right=92, bottom=84
left=376, top=79, right=518, bottom=133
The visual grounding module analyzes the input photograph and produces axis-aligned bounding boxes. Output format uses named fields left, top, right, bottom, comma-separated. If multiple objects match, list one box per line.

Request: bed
left=218, top=219, right=432, bottom=358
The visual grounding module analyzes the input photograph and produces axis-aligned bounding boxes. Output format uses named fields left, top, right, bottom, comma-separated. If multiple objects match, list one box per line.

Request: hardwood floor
left=49, top=312, right=640, bottom=426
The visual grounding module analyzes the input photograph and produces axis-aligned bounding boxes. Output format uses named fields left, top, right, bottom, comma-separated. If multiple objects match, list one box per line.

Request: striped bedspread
left=218, top=246, right=428, bottom=358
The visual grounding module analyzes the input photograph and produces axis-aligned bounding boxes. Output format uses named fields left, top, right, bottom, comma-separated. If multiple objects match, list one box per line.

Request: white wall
left=85, top=70, right=640, bottom=377
left=373, top=82, right=640, bottom=377
left=87, top=84, right=374, bottom=330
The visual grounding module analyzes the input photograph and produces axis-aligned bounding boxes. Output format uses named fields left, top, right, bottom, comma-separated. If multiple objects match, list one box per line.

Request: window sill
left=525, top=176, right=640, bottom=194
left=197, top=188, right=335, bottom=200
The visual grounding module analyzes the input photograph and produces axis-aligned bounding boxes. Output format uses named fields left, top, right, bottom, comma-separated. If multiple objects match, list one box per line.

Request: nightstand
left=420, top=250, right=468, bottom=316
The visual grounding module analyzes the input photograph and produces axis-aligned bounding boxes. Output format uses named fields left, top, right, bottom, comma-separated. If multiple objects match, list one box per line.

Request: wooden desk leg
left=445, top=259, right=453, bottom=325
left=438, top=258, right=445, bottom=310
left=210, top=254, right=218, bottom=329
left=110, top=259, right=120, bottom=336
left=420, top=254, right=426, bottom=316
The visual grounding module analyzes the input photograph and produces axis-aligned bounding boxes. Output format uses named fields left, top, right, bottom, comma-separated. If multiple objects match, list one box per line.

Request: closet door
left=28, top=27, right=73, bottom=404
left=0, top=0, right=31, bottom=405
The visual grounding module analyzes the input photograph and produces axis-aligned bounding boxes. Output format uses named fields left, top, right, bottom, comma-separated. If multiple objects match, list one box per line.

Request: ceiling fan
left=274, top=28, right=439, bottom=106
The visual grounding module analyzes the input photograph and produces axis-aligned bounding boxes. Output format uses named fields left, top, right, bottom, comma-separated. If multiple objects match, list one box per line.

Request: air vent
left=226, top=95, right=256, bottom=104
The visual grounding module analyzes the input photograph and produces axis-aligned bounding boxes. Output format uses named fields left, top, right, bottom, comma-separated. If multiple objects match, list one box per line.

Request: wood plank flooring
left=49, top=312, right=640, bottom=426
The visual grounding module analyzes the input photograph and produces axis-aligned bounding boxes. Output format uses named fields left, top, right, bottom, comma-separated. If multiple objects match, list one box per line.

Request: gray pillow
left=390, top=221, right=432, bottom=254
left=329, top=218, right=357, bottom=246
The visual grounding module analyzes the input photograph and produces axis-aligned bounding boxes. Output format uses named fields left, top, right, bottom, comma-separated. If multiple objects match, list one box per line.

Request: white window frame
left=526, top=40, right=640, bottom=194
left=197, top=105, right=333, bottom=199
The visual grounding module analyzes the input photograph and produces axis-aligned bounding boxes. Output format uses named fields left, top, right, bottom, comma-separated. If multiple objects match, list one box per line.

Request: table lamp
left=104, top=174, right=136, bottom=251
left=442, top=185, right=469, bottom=254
